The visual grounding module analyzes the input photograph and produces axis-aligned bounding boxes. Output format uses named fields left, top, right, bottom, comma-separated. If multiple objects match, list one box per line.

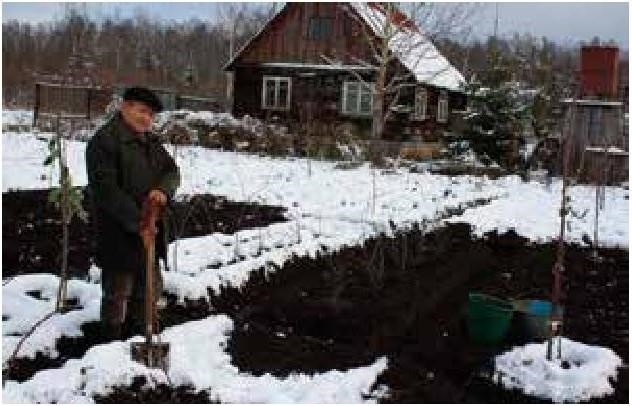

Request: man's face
left=120, top=100, right=155, bottom=134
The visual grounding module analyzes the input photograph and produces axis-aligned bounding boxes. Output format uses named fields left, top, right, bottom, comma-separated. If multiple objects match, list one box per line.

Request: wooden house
left=224, top=2, right=466, bottom=146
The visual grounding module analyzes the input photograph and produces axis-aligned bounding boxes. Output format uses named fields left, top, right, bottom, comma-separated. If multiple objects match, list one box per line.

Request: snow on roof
left=349, top=3, right=466, bottom=92
left=585, top=146, right=629, bottom=156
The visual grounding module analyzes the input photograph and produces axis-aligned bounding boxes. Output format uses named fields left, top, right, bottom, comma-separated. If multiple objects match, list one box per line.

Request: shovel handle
left=141, top=199, right=162, bottom=344
left=145, top=235, right=155, bottom=343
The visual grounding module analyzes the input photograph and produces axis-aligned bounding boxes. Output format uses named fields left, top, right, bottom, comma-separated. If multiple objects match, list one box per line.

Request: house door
left=297, top=73, right=318, bottom=124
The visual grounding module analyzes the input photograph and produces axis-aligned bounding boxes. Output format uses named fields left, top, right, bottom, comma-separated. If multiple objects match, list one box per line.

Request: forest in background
left=2, top=3, right=626, bottom=109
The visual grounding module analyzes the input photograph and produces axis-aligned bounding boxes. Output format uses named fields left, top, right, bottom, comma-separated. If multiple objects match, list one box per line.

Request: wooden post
left=33, top=83, right=41, bottom=128
left=86, top=88, right=92, bottom=121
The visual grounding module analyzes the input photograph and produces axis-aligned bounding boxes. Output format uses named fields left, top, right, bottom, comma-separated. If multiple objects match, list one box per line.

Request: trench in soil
left=4, top=222, right=628, bottom=403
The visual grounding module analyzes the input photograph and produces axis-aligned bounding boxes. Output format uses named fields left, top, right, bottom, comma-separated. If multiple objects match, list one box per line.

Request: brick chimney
left=580, top=45, right=619, bottom=99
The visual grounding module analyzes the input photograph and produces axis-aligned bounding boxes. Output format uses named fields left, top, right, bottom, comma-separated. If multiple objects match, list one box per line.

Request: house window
left=308, top=17, right=333, bottom=40
left=437, top=92, right=449, bottom=123
left=342, top=81, right=373, bottom=115
left=262, top=76, right=291, bottom=110
left=412, top=87, right=427, bottom=120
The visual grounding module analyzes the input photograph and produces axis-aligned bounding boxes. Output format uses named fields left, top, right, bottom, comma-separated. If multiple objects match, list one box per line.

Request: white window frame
left=437, top=92, right=449, bottom=123
left=412, top=87, right=427, bottom=120
left=262, top=76, right=291, bottom=111
left=341, top=81, right=374, bottom=116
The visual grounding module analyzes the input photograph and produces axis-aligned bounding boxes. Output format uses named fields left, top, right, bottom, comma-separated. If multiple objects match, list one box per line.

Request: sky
left=471, top=2, right=629, bottom=48
left=1, top=1, right=629, bottom=49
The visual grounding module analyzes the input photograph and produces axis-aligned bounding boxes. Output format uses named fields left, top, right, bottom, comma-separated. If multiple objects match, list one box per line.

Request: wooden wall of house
left=234, top=63, right=466, bottom=141
left=233, top=65, right=372, bottom=136
left=383, top=85, right=467, bottom=142
left=239, top=2, right=372, bottom=66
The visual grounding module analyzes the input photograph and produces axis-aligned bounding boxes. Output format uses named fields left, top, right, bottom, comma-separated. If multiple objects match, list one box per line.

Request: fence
left=33, top=82, right=111, bottom=127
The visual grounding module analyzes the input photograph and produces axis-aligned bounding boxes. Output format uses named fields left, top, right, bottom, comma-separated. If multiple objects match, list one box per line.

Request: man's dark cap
left=122, top=87, right=163, bottom=113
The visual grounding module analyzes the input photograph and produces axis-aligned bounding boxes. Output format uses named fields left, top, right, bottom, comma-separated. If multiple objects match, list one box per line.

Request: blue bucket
left=513, top=299, right=554, bottom=341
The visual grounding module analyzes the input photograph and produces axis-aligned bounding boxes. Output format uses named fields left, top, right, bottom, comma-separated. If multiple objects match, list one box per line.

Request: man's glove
left=139, top=189, right=167, bottom=248
left=148, top=189, right=167, bottom=206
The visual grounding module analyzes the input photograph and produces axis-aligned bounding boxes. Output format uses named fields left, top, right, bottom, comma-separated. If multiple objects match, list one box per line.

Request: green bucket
left=467, top=293, right=514, bottom=345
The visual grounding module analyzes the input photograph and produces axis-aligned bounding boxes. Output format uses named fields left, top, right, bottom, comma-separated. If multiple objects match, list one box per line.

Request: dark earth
left=211, top=223, right=628, bottom=403
left=2, top=188, right=287, bottom=278
left=2, top=188, right=628, bottom=403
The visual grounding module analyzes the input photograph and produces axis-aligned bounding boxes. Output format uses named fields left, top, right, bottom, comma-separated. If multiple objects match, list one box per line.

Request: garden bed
left=3, top=223, right=628, bottom=403
left=2, top=189, right=287, bottom=277
left=211, top=223, right=628, bottom=403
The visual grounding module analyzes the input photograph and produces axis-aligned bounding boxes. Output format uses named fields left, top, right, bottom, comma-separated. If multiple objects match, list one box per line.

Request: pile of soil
left=2, top=189, right=287, bottom=278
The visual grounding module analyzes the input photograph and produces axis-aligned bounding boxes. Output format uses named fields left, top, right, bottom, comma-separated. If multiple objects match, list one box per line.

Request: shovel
left=131, top=198, right=169, bottom=371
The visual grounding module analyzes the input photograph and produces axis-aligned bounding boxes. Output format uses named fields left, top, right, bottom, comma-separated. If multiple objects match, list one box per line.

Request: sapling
left=547, top=98, right=574, bottom=361
left=43, top=115, right=87, bottom=311
left=546, top=99, right=587, bottom=361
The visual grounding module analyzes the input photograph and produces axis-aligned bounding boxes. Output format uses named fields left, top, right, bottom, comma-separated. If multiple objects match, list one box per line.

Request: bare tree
left=217, top=3, right=251, bottom=110
left=322, top=2, right=477, bottom=139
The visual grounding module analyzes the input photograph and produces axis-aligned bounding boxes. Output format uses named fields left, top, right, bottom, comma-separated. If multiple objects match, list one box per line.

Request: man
left=86, top=87, right=180, bottom=339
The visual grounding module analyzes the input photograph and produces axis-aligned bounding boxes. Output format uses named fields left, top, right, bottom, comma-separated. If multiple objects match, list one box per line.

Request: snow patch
left=494, top=337, right=623, bottom=403
left=2, top=274, right=101, bottom=360
left=3, top=316, right=388, bottom=403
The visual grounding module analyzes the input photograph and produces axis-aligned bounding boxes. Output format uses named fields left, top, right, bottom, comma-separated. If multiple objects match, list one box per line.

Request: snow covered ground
left=1, top=109, right=33, bottom=131
left=3, top=315, right=389, bottom=403
left=447, top=176, right=629, bottom=248
left=2, top=273, right=101, bottom=360
left=3, top=131, right=627, bottom=250
left=494, top=338, right=623, bottom=403
left=2, top=117, right=628, bottom=402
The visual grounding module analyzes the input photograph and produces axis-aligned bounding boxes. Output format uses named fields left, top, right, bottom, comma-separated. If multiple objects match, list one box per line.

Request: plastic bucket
left=513, top=299, right=554, bottom=341
left=467, top=293, right=514, bottom=345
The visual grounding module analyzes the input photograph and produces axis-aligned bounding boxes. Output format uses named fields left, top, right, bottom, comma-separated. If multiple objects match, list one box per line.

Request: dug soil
left=211, top=223, right=628, bottom=403
left=2, top=188, right=287, bottom=278
left=4, top=221, right=627, bottom=403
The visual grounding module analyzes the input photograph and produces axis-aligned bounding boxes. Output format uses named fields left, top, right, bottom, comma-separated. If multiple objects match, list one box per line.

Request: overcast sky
left=471, top=2, right=628, bottom=48
left=2, top=2, right=629, bottom=49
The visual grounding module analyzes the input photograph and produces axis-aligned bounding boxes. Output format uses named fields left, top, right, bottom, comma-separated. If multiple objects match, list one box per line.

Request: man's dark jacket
left=86, top=112, right=180, bottom=271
